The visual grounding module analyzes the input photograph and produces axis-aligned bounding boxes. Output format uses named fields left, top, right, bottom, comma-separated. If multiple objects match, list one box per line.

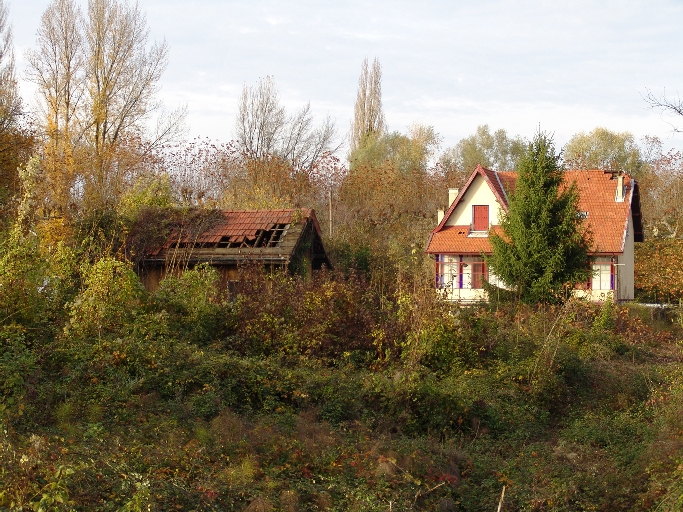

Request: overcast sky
left=11, top=0, right=683, bottom=155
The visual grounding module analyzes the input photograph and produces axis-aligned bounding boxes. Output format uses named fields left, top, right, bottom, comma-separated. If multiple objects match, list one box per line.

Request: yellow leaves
left=66, top=257, right=143, bottom=338
left=635, top=239, right=683, bottom=298
left=220, top=457, right=257, bottom=487
left=111, top=350, right=126, bottom=365
left=36, top=217, right=72, bottom=250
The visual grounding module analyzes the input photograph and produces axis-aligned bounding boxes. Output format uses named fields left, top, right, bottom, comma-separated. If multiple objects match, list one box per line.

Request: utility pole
left=328, top=188, right=333, bottom=238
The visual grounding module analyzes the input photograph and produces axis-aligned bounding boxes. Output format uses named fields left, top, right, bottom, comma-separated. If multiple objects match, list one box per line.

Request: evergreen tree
left=487, top=132, right=592, bottom=304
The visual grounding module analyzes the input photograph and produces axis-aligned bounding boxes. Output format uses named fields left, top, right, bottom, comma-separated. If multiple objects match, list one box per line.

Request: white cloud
left=266, top=17, right=288, bottom=26
left=11, top=0, right=683, bottom=153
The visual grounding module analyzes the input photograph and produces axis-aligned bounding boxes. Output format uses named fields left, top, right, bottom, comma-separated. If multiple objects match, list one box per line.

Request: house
left=136, top=208, right=331, bottom=291
left=425, top=165, right=643, bottom=302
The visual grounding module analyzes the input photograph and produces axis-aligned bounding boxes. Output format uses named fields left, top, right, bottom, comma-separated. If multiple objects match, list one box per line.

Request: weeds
left=1, top=251, right=682, bottom=510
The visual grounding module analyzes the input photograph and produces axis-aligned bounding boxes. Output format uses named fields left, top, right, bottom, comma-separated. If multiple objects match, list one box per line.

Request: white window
left=591, top=257, right=614, bottom=290
left=436, top=255, right=487, bottom=290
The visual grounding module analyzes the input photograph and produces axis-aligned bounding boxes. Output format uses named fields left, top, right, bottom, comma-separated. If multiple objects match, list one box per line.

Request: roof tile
left=427, top=169, right=636, bottom=255
left=158, top=208, right=318, bottom=250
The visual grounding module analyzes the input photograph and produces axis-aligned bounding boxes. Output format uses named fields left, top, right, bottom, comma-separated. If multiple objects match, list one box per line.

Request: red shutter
left=473, top=205, right=489, bottom=231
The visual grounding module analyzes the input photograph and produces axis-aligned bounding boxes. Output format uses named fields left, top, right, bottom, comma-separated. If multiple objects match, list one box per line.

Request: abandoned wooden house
left=136, top=208, right=331, bottom=291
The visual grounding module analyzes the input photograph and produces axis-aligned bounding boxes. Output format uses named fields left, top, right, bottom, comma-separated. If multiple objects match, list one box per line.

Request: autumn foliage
left=635, top=238, right=683, bottom=301
left=1, top=2, right=683, bottom=507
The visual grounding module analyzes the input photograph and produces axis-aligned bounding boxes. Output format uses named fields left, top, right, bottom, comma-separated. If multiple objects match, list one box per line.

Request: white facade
left=445, top=175, right=504, bottom=228
left=617, top=209, right=635, bottom=301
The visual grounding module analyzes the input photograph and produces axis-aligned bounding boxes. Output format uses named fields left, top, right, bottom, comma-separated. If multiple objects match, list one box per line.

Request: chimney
left=448, top=188, right=459, bottom=207
left=615, top=174, right=625, bottom=202
left=437, top=209, right=444, bottom=225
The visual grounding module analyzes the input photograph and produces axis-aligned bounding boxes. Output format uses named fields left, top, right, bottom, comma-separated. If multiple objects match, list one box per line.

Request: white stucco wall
left=445, top=175, right=504, bottom=227
left=617, top=210, right=635, bottom=301
left=442, top=287, right=489, bottom=302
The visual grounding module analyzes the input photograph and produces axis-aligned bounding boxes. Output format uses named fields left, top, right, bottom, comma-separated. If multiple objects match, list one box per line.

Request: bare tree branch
left=0, top=0, right=21, bottom=133
left=235, top=76, right=337, bottom=170
left=27, top=0, right=181, bottom=211
left=645, top=88, right=683, bottom=133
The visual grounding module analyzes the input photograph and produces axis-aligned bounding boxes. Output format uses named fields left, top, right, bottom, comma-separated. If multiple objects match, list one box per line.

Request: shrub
left=229, top=269, right=382, bottom=359
left=152, top=264, right=229, bottom=345
left=0, top=325, right=38, bottom=425
left=0, top=229, right=47, bottom=327
left=66, top=258, right=144, bottom=338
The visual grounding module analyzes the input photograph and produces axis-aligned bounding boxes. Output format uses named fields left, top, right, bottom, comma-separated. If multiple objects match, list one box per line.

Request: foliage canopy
left=563, top=127, right=645, bottom=177
left=487, top=132, right=592, bottom=304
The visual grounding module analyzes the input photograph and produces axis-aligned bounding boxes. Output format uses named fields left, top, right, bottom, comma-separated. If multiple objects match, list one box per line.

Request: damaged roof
left=143, top=208, right=330, bottom=268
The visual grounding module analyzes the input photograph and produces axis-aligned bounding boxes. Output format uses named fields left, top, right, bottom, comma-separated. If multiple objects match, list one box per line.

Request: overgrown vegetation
left=1, top=228, right=683, bottom=510
left=1, top=1, right=683, bottom=510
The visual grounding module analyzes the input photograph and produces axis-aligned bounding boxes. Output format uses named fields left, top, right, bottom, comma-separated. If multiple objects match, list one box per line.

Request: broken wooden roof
left=143, top=208, right=330, bottom=268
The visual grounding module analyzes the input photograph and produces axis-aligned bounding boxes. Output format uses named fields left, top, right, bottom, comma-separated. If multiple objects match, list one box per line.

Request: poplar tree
left=487, top=132, right=592, bottom=304
left=27, top=0, right=184, bottom=212
left=350, top=57, right=385, bottom=152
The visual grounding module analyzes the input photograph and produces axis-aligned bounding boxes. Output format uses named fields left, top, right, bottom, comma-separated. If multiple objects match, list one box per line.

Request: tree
left=487, top=132, right=592, bottom=304
left=350, top=57, right=385, bottom=152
left=235, top=76, right=337, bottom=170
left=235, top=76, right=285, bottom=160
left=635, top=238, right=683, bottom=301
left=645, top=89, right=683, bottom=132
left=438, top=125, right=525, bottom=189
left=25, top=0, right=85, bottom=214
left=563, top=127, right=645, bottom=177
left=0, top=0, right=32, bottom=218
left=84, top=0, right=173, bottom=207
left=0, top=0, right=19, bottom=132
left=636, top=137, right=683, bottom=238
left=349, top=124, right=440, bottom=172
left=27, top=0, right=183, bottom=213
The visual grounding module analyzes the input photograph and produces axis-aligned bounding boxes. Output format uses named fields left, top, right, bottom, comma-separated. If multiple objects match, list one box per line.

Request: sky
left=10, top=0, right=683, bottom=155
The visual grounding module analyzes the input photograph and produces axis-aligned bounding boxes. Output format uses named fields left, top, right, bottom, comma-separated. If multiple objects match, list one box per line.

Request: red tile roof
left=566, top=171, right=635, bottom=254
left=497, top=171, right=516, bottom=199
left=151, top=208, right=320, bottom=254
left=427, top=225, right=505, bottom=254
left=427, top=168, right=641, bottom=256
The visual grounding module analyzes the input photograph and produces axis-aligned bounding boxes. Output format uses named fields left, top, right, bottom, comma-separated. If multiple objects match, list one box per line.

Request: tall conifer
left=487, top=132, right=592, bottom=304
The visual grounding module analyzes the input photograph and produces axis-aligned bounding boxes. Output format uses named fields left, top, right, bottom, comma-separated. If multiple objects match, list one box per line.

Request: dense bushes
left=1, top=236, right=683, bottom=509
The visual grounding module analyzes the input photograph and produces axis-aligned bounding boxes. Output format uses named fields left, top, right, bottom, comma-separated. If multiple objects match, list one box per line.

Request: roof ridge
left=494, top=170, right=508, bottom=205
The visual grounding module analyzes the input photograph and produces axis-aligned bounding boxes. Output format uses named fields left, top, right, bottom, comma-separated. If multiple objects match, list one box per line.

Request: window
left=472, top=205, right=489, bottom=231
left=591, top=257, right=615, bottom=290
left=470, top=259, right=487, bottom=289
left=435, top=255, right=457, bottom=289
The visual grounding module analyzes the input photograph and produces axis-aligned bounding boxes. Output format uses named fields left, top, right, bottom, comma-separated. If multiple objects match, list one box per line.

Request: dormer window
left=472, top=205, right=489, bottom=232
